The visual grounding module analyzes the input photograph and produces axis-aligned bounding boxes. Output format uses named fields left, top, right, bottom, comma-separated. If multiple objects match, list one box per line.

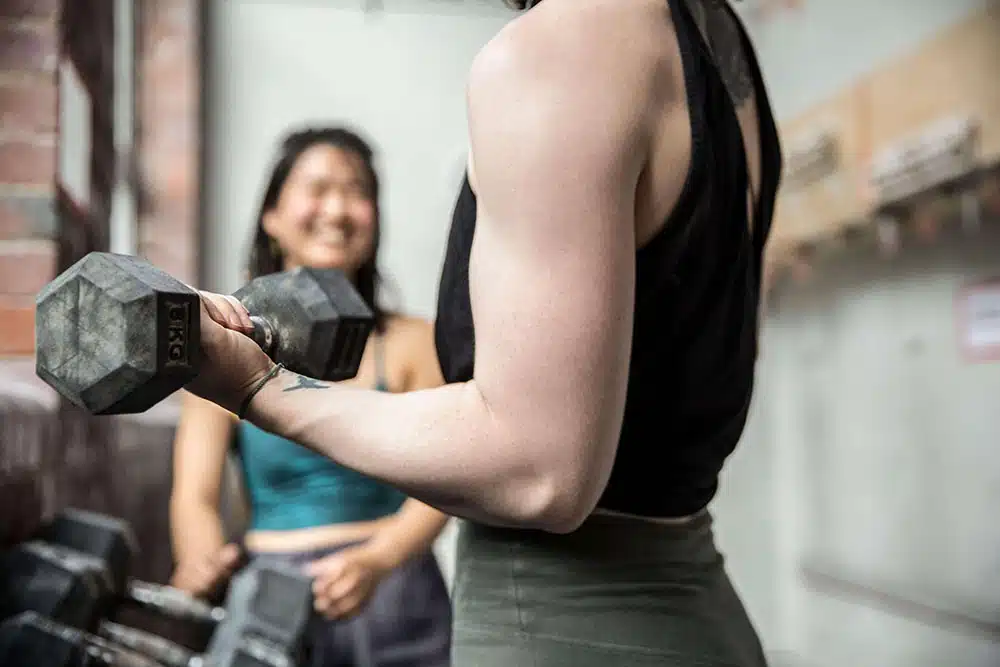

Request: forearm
left=361, top=500, right=450, bottom=570
left=246, top=369, right=563, bottom=530
left=169, top=497, right=227, bottom=564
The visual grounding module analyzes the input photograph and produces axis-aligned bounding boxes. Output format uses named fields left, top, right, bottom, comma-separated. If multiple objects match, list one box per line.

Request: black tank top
left=434, top=0, right=783, bottom=519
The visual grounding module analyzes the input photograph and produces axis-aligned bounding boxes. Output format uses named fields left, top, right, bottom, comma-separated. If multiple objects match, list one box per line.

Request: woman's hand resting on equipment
left=304, top=545, right=391, bottom=620
left=185, top=291, right=274, bottom=416
left=170, top=543, right=243, bottom=599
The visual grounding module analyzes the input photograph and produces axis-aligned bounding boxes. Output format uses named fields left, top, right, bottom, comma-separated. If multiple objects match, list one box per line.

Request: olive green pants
left=451, top=510, right=768, bottom=667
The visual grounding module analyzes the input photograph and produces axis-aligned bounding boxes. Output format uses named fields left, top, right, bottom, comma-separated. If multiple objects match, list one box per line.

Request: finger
left=212, top=294, right=250, bottom=333
left=314, top=577, right=350, bottom=612
left=313, top=583, right=335, bottom=614
left=311, top=571, right=343, bottom=598
left=325, top=576, right=358, bottom=605
left=329, top=592, right=366, bottom=621
left=200, top=294, right=230, bottom=328
left=305, top=556, right=344, bottom=581
left=200, top=292, right=247, bottom=333
left=316, top=589, right=349, bottom=620
left=222, top=295, right=253, bottom=332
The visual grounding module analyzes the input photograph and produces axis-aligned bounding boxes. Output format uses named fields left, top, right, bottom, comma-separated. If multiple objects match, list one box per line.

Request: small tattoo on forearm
left=282, top=374, right=331, bottom=392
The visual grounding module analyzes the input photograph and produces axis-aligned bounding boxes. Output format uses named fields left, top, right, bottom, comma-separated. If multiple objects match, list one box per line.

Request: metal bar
left=110, top=0, right=137, bottom=256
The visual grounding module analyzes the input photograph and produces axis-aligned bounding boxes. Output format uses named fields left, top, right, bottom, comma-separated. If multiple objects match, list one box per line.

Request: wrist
left=238, top=362, right=284, bottom=420
left=358, top=534, right=404, bottom=573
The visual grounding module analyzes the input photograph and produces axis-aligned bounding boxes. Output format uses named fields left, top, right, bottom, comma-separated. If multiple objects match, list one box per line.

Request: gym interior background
left=0, top=0, right=997, bottom=665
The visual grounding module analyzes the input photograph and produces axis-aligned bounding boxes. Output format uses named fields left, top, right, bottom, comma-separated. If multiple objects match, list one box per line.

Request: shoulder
left=466, top=0, right=671, bottom=185
left=469, top=0, right=667, bottom=122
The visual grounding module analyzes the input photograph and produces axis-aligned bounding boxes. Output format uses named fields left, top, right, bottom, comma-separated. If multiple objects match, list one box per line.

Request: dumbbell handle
left=249, top=314, right=277, bottom=356
left=127, top=580, right=227, bottom=625
left=81, top=632, right=169, bottom=667
left=17, top=542, right=223, bottom=628
left=99, top=621, right=197, bottom=667
left=12, top=612, right=168, bottom=667
left=99, top=621, right=293, bottom=667
left=197, top=636, right=295, bottom=667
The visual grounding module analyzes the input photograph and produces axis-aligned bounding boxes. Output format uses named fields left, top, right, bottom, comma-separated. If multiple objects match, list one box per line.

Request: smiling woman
left=246, top=129, right=389, bottom=332
left=169, top=127, right=453, bottom=666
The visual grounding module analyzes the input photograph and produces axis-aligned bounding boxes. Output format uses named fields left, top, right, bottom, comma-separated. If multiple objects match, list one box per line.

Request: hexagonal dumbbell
left=0, top=612, right=166, bottom=667
left=34, top=252, right=373, bottom=415
left=2, top=508, right=316, bottom=667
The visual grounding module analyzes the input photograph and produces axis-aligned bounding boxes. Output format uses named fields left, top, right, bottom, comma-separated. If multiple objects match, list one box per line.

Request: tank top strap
left=721, top=1, right=783, bottom=264
left=666, top=0, right=783, bottom=284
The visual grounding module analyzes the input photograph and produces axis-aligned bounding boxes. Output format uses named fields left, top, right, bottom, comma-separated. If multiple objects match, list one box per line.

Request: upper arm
left=171, top=391, right=236, bottom=507
left=465, top=19, right=648, bottom=511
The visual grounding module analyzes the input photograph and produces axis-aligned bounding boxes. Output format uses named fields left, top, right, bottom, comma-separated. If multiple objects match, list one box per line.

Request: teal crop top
left=233, top=335, right=407, bottom=531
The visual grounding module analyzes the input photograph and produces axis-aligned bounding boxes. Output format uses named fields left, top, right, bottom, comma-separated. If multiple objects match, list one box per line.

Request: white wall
left=204, top=0, right=514, bottom=586
left=721, top=234, right=1000, bottom=666
left=719, top=224, right=1000, bottom=667
left=203, top=0, right=512, bottom=312
left=712, top=2, right=1000, bottom=665
left=737, top=0, right=990, bottom=120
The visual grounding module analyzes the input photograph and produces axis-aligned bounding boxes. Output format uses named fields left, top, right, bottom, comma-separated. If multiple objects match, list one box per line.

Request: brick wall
left=0, top=0, right=59, bottom=356
left=136, top=0, right=201, bottom=285
left=0, top=0, right=206, bottom=595
left=0, top=0, right=203, bottom=355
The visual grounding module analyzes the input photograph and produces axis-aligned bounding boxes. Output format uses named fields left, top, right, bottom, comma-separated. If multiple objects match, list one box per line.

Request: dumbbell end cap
left=234, top=266, right=373, bottom=381
left=34, top=252, right=201, bottom=415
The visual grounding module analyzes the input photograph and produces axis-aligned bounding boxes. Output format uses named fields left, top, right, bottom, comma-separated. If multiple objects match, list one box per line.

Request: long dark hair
left=247, top=127, right=388, bottom=332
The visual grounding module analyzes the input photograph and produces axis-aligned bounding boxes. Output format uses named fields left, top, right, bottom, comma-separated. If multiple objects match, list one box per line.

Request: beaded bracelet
left=238, top=363, right=284, bottom=420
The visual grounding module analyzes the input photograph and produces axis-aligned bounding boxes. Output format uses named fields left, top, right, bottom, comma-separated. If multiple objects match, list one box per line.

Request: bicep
left=468, top=182, right=636, bottom=484
left=465, top=44, right=644, bottom=496
left=171, top=391, right=235, bottom=506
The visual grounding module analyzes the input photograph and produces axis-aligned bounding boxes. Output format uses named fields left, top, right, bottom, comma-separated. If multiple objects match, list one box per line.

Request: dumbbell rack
left=0, top=508, right=316, bottom=667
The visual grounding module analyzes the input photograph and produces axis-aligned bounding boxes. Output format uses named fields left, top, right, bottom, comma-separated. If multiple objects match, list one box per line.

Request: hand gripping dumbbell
left=0, top=611, right=168, bottom=667
left=1, top=509, right=224, bottom=629
left=35, top=251, right=374, bottom=415
left=1, top=551, right=313, bottom=667
left=198, top=559, right=314, bottom=667
left=25, top=509, right=315, bottom=666
left=99, top=563, right=316, bottom=667
left=0, top=538, right=220, bottom=633
left=37, top=509, right=221, bottom=624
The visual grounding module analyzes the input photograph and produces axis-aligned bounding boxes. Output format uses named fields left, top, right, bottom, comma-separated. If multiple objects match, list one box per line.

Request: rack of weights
left=0, top=508, right=315, bottom=667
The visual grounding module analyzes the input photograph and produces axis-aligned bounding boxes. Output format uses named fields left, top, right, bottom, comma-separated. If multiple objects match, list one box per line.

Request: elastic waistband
left=244, top=540, right=364, bottom=566
left=591, top=506, right=708, bottom=526
left=457, top=507, right=717, bottom=567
